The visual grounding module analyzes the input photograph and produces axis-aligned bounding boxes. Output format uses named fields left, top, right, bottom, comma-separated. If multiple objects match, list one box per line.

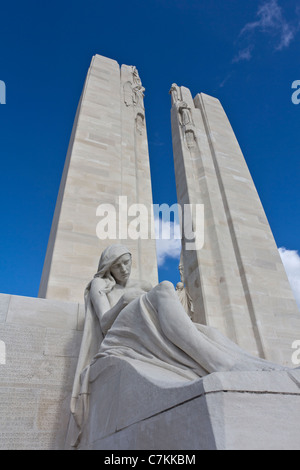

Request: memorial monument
left=38, top=55, right=158, bottom=303
left=0, top=54, right=299, bottom=450
left=170, top=84, right=299, bottom=365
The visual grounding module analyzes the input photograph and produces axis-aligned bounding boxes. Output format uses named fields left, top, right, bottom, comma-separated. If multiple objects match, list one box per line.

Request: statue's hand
left=122, top=288, right=145, bottom=306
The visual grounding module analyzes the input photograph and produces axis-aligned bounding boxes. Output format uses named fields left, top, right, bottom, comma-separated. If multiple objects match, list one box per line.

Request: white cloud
left=232, top=45, right=253, bottom=63
left=241, top=0, right=297, bottom=50
left=279, top=247, right=300, bottom=310
left=219, top=73, right=233, bottom=88
left=278, top=21, right=296, bottom=49
left=234, top=0, right=299, bottom=61
left=154, top=217, right=181, bottom=267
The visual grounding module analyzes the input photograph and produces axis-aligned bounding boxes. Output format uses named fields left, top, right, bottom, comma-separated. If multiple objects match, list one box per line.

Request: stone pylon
left=170, top=85, right=299, bottom=365
left=39, top=55, right=158, bottom=303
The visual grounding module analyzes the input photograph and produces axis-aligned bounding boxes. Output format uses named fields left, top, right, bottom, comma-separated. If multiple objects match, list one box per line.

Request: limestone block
left=6, top=295, right=79, bottom=330
left=70, top=356, right=300, bottom=450
left=44, top=328, right=83, bottom=358
left=0, top=294, right=10, bottom=323
left=0, top=294, right=83, bottom=450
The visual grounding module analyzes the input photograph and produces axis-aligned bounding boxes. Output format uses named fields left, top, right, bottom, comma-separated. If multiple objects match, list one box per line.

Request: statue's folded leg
left=145, top=281, right=239, bottom=373
left=145, top=281, right=286, bottom=373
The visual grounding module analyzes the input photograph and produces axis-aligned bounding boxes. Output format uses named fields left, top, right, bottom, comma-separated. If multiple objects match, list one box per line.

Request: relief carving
left=135, top=112, right=145, bottom=135
left=123, top=66, right=145, bottom=110
left=185, top=129, right=197, bottom=149
left=169, top=83, right=182, bottom=106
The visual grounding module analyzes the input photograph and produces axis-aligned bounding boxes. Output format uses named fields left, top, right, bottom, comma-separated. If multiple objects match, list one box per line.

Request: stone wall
left=0, top=293, right=82, bottom=450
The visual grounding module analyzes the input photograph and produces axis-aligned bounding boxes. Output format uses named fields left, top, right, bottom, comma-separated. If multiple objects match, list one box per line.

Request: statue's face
left=110, top=253, right=132, bottom=285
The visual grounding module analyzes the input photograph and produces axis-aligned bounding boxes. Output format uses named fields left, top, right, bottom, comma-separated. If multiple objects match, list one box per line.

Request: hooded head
left=93, top=244, right=132, bottom=293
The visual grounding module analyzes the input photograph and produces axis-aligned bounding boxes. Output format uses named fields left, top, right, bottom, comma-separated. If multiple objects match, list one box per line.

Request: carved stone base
left=65, top=356, right=300, bottom=450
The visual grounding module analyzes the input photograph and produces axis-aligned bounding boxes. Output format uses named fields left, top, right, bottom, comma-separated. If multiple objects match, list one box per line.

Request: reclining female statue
left=70, top=243, right=288, bottom=445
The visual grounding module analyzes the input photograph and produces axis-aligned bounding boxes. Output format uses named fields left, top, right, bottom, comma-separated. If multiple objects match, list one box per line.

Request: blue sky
left=0, top=0, right=299, bottom=307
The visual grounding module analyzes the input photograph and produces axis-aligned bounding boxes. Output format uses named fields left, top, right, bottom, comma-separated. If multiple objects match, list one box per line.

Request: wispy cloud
left=233, top=0, right=300, bottom=63
left=219, top=73, right=233, bottom=88
left=279, top=247, right=300, bottom=311
left=241, top=0, right=297, bottom=49
left=232, top=45, right=254, bottom=64
left=154, top=217, right=181, bottom=266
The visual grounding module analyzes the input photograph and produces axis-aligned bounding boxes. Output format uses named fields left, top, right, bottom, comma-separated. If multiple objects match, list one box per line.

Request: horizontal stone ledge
left=0, top=293, right=82, bottom=330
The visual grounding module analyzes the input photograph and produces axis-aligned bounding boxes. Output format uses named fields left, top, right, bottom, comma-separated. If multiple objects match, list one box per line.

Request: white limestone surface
left=0, top=293, right=83, bottom=450
left=67, top=355, right=300, bottom=450
left=170, top=86, right=300, bottom=366
left=39, top=55, right=158, bottom=304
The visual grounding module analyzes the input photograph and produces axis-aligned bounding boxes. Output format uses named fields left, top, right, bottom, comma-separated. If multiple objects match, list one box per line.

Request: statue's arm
left=139, top=280, right=153, bottom=291
left=89, top=278, right=127, bottom=335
